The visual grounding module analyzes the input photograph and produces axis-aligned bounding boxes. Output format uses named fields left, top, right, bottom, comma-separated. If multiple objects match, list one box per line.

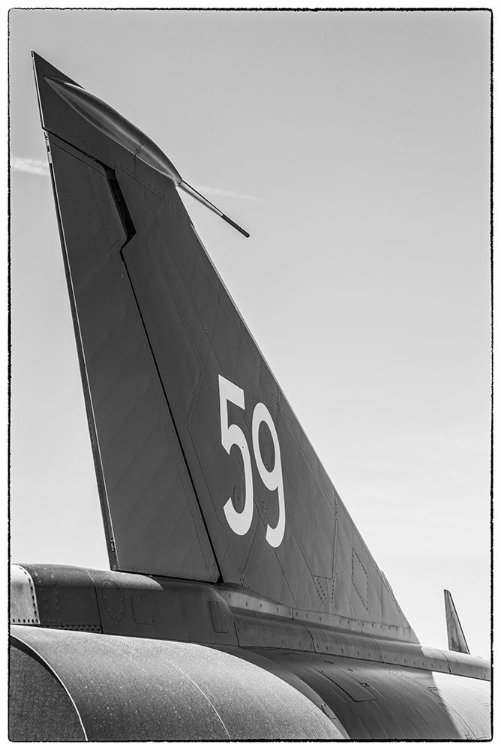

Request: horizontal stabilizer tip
left=444, top=589, right=470, bottom=654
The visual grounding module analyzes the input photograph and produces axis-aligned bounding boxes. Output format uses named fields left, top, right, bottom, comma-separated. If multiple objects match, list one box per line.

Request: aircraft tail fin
left=33, top=52, right=418, bottom=644
left=444, top=590, right=470, bottom=654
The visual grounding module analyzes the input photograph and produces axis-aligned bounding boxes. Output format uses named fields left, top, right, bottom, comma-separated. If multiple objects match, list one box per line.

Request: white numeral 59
left=218, top=374, right=285, bottom=548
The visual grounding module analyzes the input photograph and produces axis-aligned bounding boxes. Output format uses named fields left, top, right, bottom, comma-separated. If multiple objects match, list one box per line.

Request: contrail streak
left=194, top=184, right=266, bottom=203
left=11, top=158, right=266, bottom=206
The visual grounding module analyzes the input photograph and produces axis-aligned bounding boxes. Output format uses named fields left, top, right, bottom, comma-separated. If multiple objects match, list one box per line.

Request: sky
left=9, top=8, right=491, bottom=658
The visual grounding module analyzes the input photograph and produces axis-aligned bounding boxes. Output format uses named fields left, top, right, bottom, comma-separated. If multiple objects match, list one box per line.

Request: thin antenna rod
left=179, top=181, right=250, bottom=238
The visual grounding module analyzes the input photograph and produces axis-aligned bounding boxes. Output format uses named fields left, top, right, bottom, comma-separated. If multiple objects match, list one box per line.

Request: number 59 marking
left=218, top=374, right=285, bottom=548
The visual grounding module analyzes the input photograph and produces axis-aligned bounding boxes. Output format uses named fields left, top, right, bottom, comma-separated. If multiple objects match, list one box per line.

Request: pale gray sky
left=10, top=9, right=491, bottom=656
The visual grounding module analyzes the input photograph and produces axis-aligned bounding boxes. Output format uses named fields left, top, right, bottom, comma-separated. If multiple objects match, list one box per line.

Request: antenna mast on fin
left=179, top=181, right=250, bottom=238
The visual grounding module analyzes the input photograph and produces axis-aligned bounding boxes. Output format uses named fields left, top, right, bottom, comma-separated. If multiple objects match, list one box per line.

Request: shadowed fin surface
left=33, top=52, right=418, bottom=643
left=46, top=133, right=219, bottom=581
left=444, top=590, right=470, bottom=654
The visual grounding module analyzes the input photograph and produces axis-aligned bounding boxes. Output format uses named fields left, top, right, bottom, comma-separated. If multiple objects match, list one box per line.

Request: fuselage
left=10, top=563, right=491, bottom=740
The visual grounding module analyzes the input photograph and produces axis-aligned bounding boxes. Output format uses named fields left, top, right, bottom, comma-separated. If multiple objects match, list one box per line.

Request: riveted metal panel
left=17, top=564, right=490, bottom=681
left=19, top=564, right=240, bottom=646
left=233, top=609, right=314, bottom=651
left=209, top=601, right=230, bottom=633
left=319, top=666, right=379, bottom=701
left=26, top=564, right=101, bottom=632
left=131, top=595, right=155, bottom=625
left=10, top=565, right=40, bottom=625
left=88, top=568, right=240, bottom=646
left=351, top=549, right=369, bottom=611
left=254, top=649, right=491, bottom=740
left=431, top=648, right=491, bottom=681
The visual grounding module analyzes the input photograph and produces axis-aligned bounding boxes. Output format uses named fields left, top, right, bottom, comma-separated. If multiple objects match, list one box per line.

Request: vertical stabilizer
left=33, top=53, right=418, bottom=644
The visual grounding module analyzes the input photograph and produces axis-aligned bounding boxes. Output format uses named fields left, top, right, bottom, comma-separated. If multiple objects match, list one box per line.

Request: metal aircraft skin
left=9, top=53, right=491, bottom=741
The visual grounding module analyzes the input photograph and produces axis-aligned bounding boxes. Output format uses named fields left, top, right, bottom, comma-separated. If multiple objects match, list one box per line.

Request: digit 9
left=252, top=402, right=285, bottom=548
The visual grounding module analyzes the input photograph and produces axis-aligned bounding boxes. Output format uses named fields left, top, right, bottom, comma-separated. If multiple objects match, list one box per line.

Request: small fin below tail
left=444, top=590, right=470, bottom=654
left=33, top=53, right=418, bottom=645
